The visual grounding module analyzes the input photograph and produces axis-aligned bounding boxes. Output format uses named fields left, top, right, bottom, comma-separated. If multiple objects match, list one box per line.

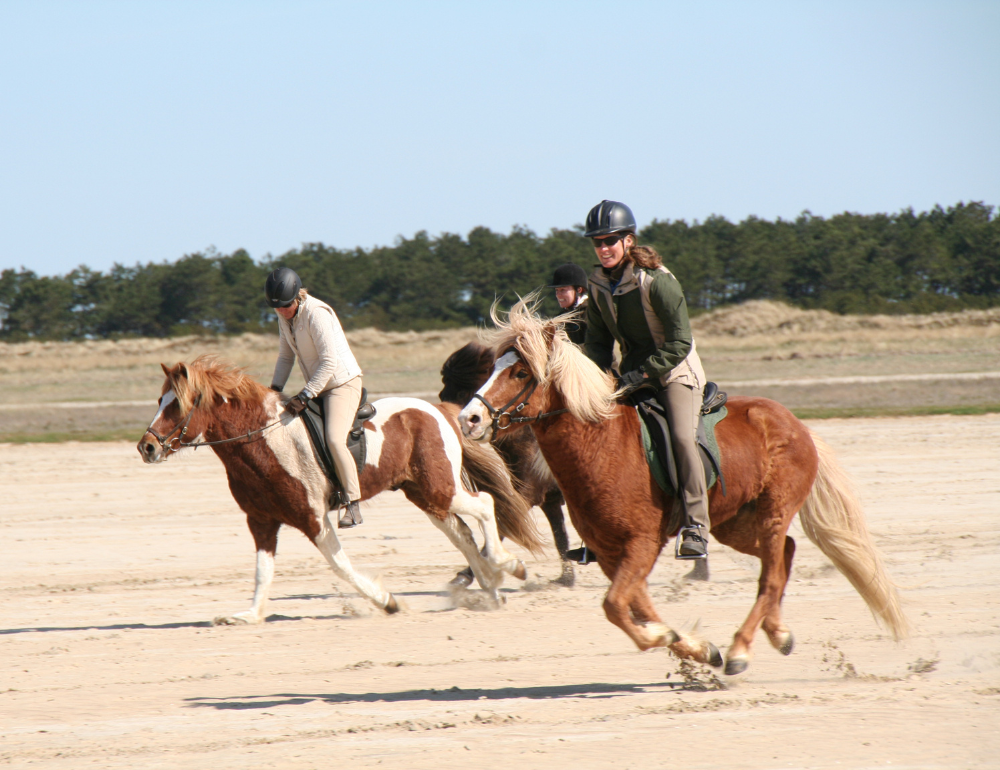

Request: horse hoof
left=511, top=560, right=527, bottom=581
left=685, top=559, right=710, bottom=582
left=449, top=570, right=474, bottom=589
left=778, top=632, right=794, bottom=656
left=384, top=595, right=401, bottom=615
left=724, top=656, right=749, bottom=676
left=213, top=614, right=254, bottom=626
left=550, top=564, right=575, bottom=587
left=705, top=642, right=724, bottom=669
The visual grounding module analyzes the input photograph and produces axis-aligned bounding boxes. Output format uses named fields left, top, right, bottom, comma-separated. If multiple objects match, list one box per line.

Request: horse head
left=137, top=356, right=265, bottom=463
left=458, top=292, right=616, bottom=442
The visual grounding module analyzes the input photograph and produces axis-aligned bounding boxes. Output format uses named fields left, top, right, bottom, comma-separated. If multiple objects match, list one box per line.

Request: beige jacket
left=271, top=294, right=362, bottom=398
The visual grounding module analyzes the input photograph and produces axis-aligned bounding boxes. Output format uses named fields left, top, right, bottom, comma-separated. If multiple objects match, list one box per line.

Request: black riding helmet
left=549, top=263, right=589, bottom=289
left=583, top=200, right=637, bottom=238
left=265, top=267, right=302, bottom=308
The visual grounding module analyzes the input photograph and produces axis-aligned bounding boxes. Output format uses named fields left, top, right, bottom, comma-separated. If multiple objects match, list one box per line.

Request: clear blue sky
left=1, top=1, right=997, bottom=276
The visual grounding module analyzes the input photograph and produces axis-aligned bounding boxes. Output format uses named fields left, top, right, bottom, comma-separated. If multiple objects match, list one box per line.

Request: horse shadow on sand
left=185, top=680, right=703, bottom=710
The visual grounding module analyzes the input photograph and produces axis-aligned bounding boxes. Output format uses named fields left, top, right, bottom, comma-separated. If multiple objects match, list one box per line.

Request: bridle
left=471, top=352, right=568, bottom=435
left=143, top=392, right=284, bottom=454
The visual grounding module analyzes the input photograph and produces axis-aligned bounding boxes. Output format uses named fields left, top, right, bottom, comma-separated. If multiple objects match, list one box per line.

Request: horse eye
left=514, top=370, right=529, bottom=380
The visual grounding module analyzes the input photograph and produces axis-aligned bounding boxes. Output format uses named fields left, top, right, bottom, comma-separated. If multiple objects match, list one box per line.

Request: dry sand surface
left=2, top=413, right=999, bottom=768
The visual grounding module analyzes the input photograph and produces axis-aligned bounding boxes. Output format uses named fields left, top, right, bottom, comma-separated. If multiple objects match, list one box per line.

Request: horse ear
left=161, top=363, right=171, bottom=377
left=175, top=362, right=189, bottom=381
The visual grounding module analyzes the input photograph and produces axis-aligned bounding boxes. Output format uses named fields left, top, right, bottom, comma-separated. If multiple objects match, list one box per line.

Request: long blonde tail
left=798, top=433, right=910, bottom=640
left=459, top=435, right=546, bottom=557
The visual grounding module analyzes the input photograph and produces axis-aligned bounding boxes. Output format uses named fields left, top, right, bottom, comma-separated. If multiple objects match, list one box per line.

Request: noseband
left=472, top=354, right=568, bottom=435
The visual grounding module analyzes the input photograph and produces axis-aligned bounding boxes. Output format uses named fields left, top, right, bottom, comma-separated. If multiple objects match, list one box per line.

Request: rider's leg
left=656, top=382, right=710, bottom=558
left=322, top=377, right=364, bottom=528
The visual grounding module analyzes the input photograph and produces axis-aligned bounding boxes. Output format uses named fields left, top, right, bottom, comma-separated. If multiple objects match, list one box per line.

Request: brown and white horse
left=137, top=356, right=543, bottom=624
left=458, top=295, right=909, bottom=675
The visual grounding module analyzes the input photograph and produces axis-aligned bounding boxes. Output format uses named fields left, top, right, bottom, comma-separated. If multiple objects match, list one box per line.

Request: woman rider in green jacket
left=583, top=200, right=710, bottom=560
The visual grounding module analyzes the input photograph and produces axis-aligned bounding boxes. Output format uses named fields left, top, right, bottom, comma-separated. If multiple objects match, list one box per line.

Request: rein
left=144, top=393, right=283, bottom=453
left=472, top=356, right=568, bottom=435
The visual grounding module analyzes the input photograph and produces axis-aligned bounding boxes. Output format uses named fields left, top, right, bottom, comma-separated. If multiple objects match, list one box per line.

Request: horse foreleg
left=541, top=491, right=575, bottom=587
left=602, top=544, right=680, bottom=652
left=215, top=516, right=279, bottom=625
left=427, top=512, right=505, bottom=603
left=314, top=511, right=400, bottom=614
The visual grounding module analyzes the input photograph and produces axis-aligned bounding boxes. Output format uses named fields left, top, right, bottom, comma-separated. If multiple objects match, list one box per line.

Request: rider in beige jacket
left=265, top=268, right=365, bottom=528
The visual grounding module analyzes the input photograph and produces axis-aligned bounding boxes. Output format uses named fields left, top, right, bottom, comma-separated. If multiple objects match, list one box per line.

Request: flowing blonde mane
left=484, top=292, right=617, bottom=423
left=168, top=355, right=266, bottom=412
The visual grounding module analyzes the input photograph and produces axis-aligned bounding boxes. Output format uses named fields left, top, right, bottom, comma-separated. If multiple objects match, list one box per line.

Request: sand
left=1, top=413, right=999, bottom=768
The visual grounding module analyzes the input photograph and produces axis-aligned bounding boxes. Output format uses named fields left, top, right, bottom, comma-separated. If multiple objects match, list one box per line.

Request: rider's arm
left=583, top=292, right=615, bottom=371
left=300, top=306, right=342, bottom=399
left=270, top=321, right=295, bottom=392
left=640, top=271, right=694, bottom=380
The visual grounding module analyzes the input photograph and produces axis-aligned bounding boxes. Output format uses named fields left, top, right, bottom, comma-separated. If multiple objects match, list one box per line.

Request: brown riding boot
left=338, top=501, right=363, bottom=529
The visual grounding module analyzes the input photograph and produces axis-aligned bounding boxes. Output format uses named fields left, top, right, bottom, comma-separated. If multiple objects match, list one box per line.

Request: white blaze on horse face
left=459, top=350, right=520, bottom=441
left=149, top=389, right=177, bottom=432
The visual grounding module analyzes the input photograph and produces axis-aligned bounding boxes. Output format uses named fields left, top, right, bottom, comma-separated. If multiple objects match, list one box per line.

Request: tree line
left=1, top=202, right=997, bottom=341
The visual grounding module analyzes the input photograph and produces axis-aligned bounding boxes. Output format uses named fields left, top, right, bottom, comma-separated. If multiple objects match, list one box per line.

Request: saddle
left=299, top=389, right=377, bottom=507
left=627, top=382, right=728, bottom=515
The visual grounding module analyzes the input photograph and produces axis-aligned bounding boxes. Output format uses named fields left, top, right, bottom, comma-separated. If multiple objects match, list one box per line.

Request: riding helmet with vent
left=264, top=268, right=302, bottom=308
left=583, top=200, right=637, bottom=238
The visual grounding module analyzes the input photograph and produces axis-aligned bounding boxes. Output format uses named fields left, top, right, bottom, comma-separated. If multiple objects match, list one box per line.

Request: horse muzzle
left=458, top=403, right=492, bottom=442
left=137, top=432, right=170, bottom=464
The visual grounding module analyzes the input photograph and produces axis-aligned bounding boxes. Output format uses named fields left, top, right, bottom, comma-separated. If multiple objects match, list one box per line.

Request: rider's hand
left=286, top=392, right=309, bottom=414
left=619, top=369, right=646, bottom=389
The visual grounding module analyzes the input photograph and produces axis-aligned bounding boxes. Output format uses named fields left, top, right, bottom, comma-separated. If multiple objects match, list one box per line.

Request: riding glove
left=286, top=391, right=310, bottom=414
left=619, top=369, right=646, bottom=389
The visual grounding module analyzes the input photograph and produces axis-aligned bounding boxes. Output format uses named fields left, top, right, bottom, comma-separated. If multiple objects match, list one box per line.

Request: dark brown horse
left=137, top=356, right=543, bottom=623
left=440, top=341, right=575, bottom=585
left=458, top=295, right=908, bottom=674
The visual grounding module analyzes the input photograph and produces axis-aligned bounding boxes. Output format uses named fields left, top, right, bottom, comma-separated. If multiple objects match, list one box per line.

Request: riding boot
left=676, top=524, right=708, bottom=559
left=338, top=500, right=363, bottom=529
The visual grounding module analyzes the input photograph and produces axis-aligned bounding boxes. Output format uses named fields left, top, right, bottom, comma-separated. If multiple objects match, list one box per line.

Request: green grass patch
left=0, top=428, right=146, bottom=444
left=793, top=403, right=1000, bottom=420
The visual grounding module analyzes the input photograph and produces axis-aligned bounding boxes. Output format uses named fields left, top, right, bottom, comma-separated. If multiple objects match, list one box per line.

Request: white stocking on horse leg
left=315, top=512, right=398, bottom=613
left=450, top=490, right=526, bottom=579
left=427, top=512, right=504, bottom=601
left=214, top=549, right=274, bottom=625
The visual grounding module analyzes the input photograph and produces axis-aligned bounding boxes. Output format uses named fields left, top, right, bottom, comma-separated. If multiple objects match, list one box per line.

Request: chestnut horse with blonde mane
left=458, top=294, right=908, bottom=675
left=137, top=356, right=542, bottom=623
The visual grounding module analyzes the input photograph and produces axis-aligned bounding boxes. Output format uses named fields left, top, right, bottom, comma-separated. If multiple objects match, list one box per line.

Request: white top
left=271, top=294, right=362, bottom=398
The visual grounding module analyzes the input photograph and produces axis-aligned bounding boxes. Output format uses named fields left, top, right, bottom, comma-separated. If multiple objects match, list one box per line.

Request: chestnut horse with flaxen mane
left=137, top=356, right=542, bottom=624
left=458, top=294, right=908, bottom=675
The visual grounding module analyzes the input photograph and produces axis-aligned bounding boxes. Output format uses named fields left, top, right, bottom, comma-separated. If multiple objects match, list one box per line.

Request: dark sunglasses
left=591, top=233, right=626, bottom=248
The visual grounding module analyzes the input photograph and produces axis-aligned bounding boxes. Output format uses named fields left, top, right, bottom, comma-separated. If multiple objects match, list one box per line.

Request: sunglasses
left=591, top=233, right=626, bottom=248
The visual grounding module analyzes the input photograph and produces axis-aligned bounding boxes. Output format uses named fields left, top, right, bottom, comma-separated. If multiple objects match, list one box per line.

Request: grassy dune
left=1, top=301, right=998, bottom=441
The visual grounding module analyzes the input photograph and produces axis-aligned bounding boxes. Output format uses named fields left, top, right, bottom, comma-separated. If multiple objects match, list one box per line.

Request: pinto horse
left=137, top=356, right=543, bottom=623
left=458, top=295, right=908, bottom=675
left=440, top=341, right=576, bottom=585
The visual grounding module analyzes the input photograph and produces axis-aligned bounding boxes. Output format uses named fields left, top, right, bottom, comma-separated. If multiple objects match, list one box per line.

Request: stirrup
left=675, top=526, right=708, bottom=560
left=564, top=545, right=598, bottom=565
left=338, top=501, right=363, bottom=529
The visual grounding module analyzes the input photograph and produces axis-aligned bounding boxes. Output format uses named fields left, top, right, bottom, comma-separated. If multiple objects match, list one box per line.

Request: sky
left=1, top=1, right=998, bottom=276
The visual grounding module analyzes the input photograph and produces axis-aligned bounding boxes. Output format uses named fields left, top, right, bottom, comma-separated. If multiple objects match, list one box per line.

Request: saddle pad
left=640, top=406, right=727, bottom=496
left=300, top=392, right=371, bottom=504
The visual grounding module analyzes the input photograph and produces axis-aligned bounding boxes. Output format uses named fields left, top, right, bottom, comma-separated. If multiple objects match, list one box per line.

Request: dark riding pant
left=655, top=382, right=710, bottom=531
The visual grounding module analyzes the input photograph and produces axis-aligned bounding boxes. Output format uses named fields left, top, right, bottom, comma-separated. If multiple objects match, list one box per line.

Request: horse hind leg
left=314, top=511, right=400, bottom=614
left=718, top=503, right=797, bottom=675
left=215, top=517, right=280, bottom=625
left=541, top=491, right=575, bottom=587
left=426, top=511, right=505, bottom=604
left=450, top=488, right=526, bottom=581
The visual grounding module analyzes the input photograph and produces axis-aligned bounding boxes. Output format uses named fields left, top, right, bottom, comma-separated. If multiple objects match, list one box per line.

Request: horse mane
left=439, top=342, right=495, bottom=405
left=168, top=355, right=267, bottom=412
left=485, top=291, right=617, bottom=423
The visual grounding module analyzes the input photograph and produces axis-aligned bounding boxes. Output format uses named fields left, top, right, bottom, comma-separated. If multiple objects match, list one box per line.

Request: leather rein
left=143, top=393, right=284, bottom=453
left=471, top=353, right=568, bottom=435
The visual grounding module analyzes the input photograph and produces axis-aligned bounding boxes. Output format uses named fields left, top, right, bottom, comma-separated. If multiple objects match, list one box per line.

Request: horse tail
left=459, top=434, right=546, bottom=557
left=798, top=433, right=910, bottom=641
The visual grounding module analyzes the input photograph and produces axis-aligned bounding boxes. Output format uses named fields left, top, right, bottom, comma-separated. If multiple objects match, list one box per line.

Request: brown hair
left=623, top=234, right=663, bottom=269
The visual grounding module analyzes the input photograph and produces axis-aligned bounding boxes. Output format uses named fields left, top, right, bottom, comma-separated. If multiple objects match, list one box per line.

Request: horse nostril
left=469, top=414, right=480, bottom=425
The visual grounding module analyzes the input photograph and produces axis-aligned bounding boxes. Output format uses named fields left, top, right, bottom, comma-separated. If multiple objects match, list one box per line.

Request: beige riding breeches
left=321, top=376, right=363, bottom=502
left=655, top=381, right=710, bottom=531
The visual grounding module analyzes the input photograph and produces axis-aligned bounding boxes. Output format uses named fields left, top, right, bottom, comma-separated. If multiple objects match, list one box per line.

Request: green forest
left=1, top=202, right=998, bottom=341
